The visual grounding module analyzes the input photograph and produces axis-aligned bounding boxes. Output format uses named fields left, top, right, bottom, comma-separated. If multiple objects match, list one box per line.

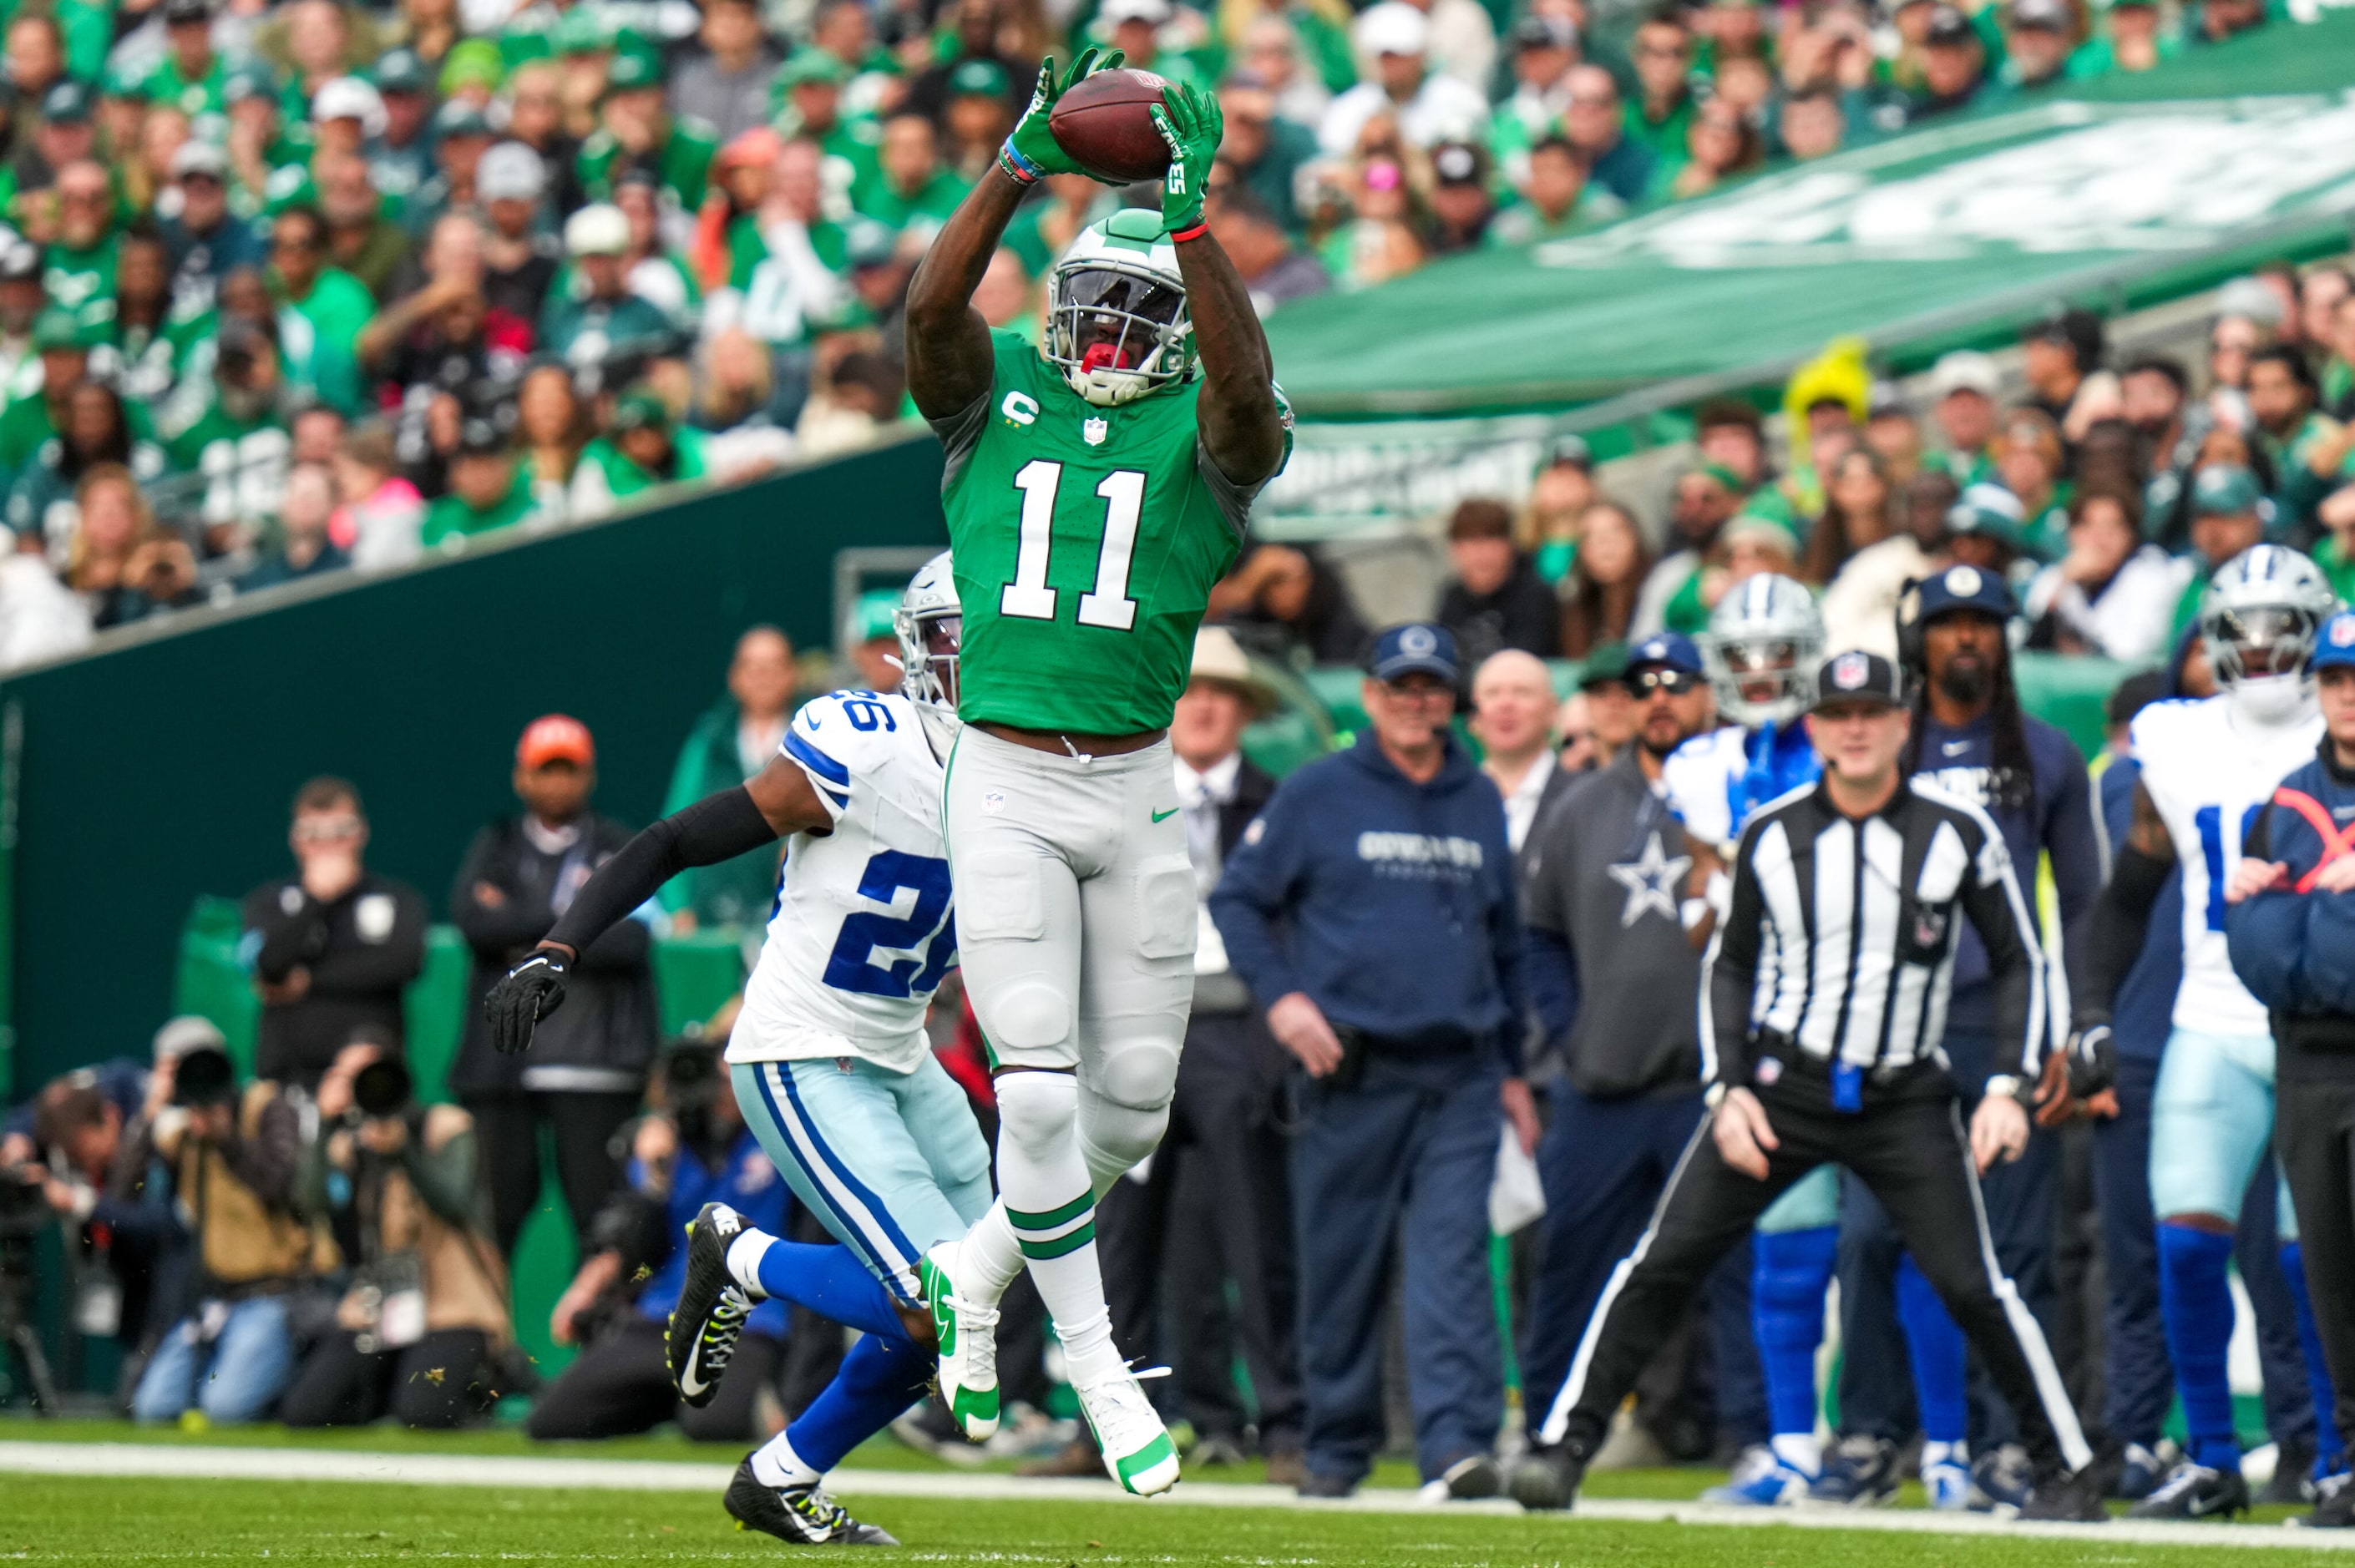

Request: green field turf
left=0, top=1474, right=2340, bottom=1568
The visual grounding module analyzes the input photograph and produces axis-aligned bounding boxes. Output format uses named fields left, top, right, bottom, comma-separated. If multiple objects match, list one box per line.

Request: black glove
left=2036, top=1013, right=2118, bottom=1126
left=485, top=948, right=569, bottom=1055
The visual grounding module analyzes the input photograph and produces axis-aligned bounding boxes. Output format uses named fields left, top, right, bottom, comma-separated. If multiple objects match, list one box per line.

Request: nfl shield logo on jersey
left=1083, top=416, right=1108, bottom=447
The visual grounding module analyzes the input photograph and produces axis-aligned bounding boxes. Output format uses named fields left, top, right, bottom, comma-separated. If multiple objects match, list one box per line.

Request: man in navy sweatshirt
left=2226, top=607, right=2355, bottom=1529
left=1212, top=621, right=1539, bottom=1502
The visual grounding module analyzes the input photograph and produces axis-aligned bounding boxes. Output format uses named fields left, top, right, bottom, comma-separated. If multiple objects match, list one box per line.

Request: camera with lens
left=349, top=1056, right=413, bottom=1123
left=170, top=1047, right=238, bottom=1111
left=661, top=1041, right=726, bottom=1159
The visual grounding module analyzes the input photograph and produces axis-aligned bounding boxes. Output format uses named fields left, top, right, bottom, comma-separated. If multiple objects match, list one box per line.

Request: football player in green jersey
left=900, top=51, right=1290, bottom=1498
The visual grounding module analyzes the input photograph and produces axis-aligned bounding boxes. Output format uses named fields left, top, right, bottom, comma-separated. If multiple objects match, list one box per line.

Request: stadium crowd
left=0, top=0, right=2334, bottom=670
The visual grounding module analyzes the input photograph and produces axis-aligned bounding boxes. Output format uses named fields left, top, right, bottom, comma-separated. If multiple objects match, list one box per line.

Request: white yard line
left=0, top=1441, right=2346, bottom=1550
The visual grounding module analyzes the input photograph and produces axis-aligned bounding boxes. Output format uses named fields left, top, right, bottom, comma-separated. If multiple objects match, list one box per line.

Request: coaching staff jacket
left=2226, top=741, right=2355, bottom=1080
left=1210, top=727, right=1527, bottom=1065
left=1520, top=748, right=1703, bottom=1098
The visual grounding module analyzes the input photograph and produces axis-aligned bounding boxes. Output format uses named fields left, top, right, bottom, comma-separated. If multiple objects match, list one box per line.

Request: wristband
left=1167, top=216, right=1208, bottom=243
left=998, top=140, right=1044, bottom=185
left=1983, top=1073, right=2025, bottom=1102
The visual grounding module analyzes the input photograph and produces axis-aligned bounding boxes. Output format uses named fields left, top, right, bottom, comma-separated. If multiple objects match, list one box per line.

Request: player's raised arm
left=1153, top=85, right=1287, bottom=488
left=906, top=50, right=1121, bottom=421
left=481, top=753, right=836, bottom=1055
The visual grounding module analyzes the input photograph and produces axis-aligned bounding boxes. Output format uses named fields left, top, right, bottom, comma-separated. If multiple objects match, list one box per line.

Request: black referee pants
left=2276, top=1075, right=2355, bottom=1450
left=1540, top=1060, right=2089, bottom=1481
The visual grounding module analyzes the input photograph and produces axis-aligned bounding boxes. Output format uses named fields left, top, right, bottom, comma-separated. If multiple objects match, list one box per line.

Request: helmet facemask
left=894, top=604, right=961, bottom=711
left=2208, top=602, right=2319, bottom=721
left=1046, top=261, right=1193, bottom=407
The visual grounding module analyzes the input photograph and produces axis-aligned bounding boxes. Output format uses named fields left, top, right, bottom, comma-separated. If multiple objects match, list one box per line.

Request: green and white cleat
left=919, top=1242, right=1000, bottom=1442
left=1075, top=1369, right=1181, bottom=1496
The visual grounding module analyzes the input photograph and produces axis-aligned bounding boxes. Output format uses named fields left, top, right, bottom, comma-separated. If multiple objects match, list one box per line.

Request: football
left=1048, top=68, right=1175, bottom=184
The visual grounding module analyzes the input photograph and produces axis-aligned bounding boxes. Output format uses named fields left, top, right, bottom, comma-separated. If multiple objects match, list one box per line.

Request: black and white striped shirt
left=1701, top=778, right=2045, bottom=1092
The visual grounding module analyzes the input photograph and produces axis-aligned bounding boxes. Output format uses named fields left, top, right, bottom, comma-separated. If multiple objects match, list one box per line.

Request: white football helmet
left=1044, top=210, right=1196, bottom=408
left=1705, top=573, right=1826, bottom=729
left=892, top=550, right=961, bottom=712
left=2200, top=544, right=2338, bottom=722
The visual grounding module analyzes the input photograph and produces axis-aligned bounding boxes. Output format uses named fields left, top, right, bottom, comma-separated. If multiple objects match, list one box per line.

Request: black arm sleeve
left=541, top=787, right=778, bottom=957
left=2075, top=844, right=2171, bottom=1021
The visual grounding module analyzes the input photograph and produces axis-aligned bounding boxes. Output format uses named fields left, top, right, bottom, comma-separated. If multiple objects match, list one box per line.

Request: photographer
left=3, top=1027, right=214, bottom=1376
left=129, top=1048, right=320, bottom=1425
left=525, top=1042, right=795, bottom=1443
left=241, top=777, right=428, bottom=1094
left=281, top=1043, right=510, bottom=1429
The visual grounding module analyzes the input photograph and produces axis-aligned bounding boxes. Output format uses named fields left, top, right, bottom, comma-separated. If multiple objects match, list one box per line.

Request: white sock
left=959, top=1202, right=1024, bottom=1306
left=1771, top=1433, right=1821, bottom=1476
left=1922, top=1439, right=1968, bottom=1469
left=750, top=1430, right=821, bottom=1490
left=724, top=1230, right=775, bottom=1298
left=994, top=1072, right=1124, bottom=1388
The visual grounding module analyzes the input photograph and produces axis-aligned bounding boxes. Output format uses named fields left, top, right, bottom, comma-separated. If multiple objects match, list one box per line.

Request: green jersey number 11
left=1003, top=458, right=1146, bottom=632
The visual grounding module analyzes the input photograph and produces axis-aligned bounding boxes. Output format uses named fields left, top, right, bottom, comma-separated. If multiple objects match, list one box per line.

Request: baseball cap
left=1926, top=349, right=2000, bottom=402
left=477, top=141, right=547, bottom=201
left=0, top=240, right=38, bottom=282
left=1915, top=561, right=2017, bottom=624
left=1355, top=1, right=1431, bottom=57
left=102, top=61, right=153, bottom=100
left=778, top=49, right=851, bottom=88
left=844, top=217, right=899, bottom=269
left=605, top=48, right=661, bottom=92
left=1543, top=432, right=1593, bottom=471
left=948, top=57, right=1009, bottom=98
left=223, top=63, right=277, bottom=105
left=456, top=417, right=507, bottom=458
left=564, top=201, right=630, bottom=255
left=434, top=99, right=492, bottom=138
left=1101, top=0, right=1174, bottom=22
left=153, top=1014, right=227, bottom=1063
left=2215, top=275, right=2286, bottom=326
left=373, top=47, right=430, bottom=94
left=1723, top=513, right=1800, bottom=559
left=1947, top=483, right=2027, bottom=547
left=2312, top=609, right=2355, bottom=674
left=2192, top=463, right=2261, bottom=515
left=164, top=0, right=213, bottom=23
left=1923, top=4, right=1973, bottom=43
left=440, top=39, right=504, bottom=94
left=41, top=79, right=94, bottom=124
left=1366, top=621, right=1460, bottom=685
left=313, top=76, right=387, bottom=134
left=1431, top=141, right=1485, bottom=188
left=518, top=713, right=595, bottom=769
left=612, top=385, right=671, bottom=432
left=172, top=139, right=229, bottom=180
left=1867, top=381, right=1910, bottom=421
left=553, top=6, right=612, bottom=53
left=1812, top=649, right=1907, bottom=711
left=1625, top=631, right=1705, bottom=680
left=1577, top=641, right=1629, bottom=691
left=2011, top=0, right=2070, bottom=28
left=1511, top=13, right=1578, bottom=49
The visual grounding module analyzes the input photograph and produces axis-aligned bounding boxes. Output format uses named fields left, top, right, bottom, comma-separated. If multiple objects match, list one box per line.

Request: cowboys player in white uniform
left=2073, top=545, right=2342, bottom=1519
left=486, top=554, right=992, bottom=1545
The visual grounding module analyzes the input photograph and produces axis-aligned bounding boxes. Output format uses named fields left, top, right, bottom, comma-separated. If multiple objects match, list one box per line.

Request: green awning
left=1262, top=15, right=2355, bottom=422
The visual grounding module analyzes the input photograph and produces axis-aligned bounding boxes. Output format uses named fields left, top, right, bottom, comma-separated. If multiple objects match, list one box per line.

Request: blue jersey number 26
left=2194, top=802, right=2264, bottom=933
left=823, top=850, right=957, bottom=998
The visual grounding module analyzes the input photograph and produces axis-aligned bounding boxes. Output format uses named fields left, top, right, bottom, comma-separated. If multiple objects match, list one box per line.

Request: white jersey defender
left=727, top=687, right=960, bottom=1073
left=2130, top=694, right=2323, bottom=1037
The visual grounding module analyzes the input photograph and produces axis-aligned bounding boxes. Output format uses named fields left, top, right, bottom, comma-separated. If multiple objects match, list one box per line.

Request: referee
left=1508, top=650, right=2103, bottom=1520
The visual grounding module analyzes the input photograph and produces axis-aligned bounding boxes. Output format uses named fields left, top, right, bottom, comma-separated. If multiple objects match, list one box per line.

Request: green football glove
left=1000, top=48, right=1124, bottom=185
left=1151, top=82, right=1223, bottom=235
